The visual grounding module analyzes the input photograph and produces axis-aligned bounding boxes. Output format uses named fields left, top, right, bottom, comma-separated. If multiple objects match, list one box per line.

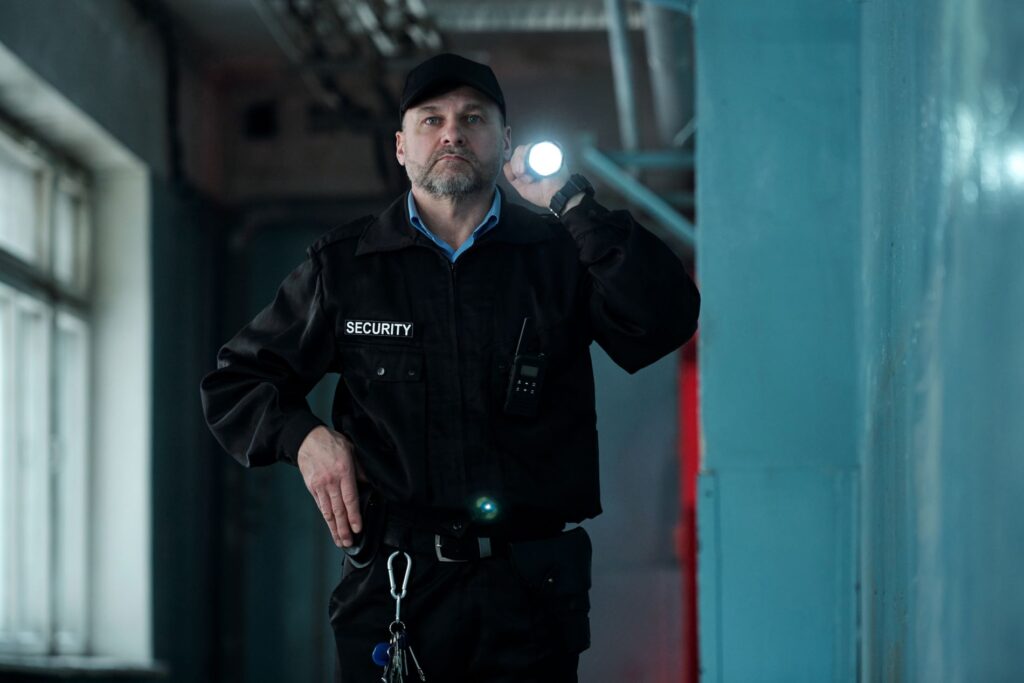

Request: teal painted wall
left=216, top=202, right=377, bottom=683
left=698, top=0, right=1024, bottom=680
left=696, top=2, right=862, bottom=680
left=230, top=220, right=338, bottom=683
left=151, top=180, right=226, bottom=683
left=861, top=0, right=1024, bottom=680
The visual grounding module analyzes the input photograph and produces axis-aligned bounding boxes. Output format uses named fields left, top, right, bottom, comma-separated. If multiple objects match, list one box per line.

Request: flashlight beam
left=581, top=144, right=696, bottom=249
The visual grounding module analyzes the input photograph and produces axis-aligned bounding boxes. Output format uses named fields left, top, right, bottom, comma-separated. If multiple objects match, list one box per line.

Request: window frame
left=0, top=119, right=93, bottom=658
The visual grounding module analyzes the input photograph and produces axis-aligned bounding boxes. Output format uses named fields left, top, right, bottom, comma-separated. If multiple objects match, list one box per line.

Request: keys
left=380, top=620, right=426, bottom=682
left=374, top=551, right=427, bottom=682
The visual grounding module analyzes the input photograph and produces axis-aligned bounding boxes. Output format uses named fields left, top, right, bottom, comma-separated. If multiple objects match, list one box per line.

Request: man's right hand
left=297, top=425, right=366, bottom=548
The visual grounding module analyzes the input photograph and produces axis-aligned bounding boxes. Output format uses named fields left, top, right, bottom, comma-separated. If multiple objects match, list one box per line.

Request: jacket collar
left=355, top=185, right=554, bottom=257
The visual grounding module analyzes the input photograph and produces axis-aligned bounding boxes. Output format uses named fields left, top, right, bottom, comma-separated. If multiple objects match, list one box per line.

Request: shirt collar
left=354, top=186, right=555, bottom=257
left=406, top=187, right=502, bottom=244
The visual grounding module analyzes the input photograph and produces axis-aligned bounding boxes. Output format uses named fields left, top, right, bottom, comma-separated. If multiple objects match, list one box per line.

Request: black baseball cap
left=399, top=53, right=507, bottom=123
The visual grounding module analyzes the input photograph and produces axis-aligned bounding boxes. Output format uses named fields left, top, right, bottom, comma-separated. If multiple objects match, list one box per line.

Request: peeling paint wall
left=699, top=0, right=1024, bottom=680
left=861, top=1, right=1024, bottom=681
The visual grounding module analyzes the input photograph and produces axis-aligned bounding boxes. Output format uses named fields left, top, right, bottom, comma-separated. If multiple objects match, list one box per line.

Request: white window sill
left=0, top=654, right=168, bottom=678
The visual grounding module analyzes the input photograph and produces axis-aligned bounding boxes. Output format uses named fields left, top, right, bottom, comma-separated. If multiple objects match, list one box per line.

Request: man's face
left=396, top=85, right=512, bottom=199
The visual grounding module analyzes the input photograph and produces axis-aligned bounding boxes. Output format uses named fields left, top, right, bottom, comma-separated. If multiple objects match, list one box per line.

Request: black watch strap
left=549, top=174, right=595, bottom=218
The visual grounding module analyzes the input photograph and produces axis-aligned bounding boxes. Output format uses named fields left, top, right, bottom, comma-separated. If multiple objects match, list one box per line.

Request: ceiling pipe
left=581, top=140, right=696, bottom=249
left=604, top=0, right=640, bottom=153
left=643, top=3, right=694, bottom=148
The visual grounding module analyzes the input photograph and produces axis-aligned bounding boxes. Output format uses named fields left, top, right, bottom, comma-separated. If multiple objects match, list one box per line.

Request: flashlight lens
left=527, top=142, right=563, bottom=177
left=473, top=496, right=500, bottom=521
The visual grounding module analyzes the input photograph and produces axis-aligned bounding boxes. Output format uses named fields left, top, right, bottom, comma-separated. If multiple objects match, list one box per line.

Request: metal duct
left=604, top=0, right=640, bottom=152
left=643, top=4, right=694, bottom=147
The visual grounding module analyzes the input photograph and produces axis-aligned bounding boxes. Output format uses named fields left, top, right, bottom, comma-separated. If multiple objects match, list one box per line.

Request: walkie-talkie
left=504, top=317, right=547, bottom=417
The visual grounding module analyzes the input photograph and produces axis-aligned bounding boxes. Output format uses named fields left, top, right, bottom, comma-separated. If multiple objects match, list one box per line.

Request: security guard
left=200, top=53, right=700, bottom=682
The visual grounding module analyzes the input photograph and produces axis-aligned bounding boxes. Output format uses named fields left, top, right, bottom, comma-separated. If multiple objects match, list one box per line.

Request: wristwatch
left=548, top=173, right=595, bottom=218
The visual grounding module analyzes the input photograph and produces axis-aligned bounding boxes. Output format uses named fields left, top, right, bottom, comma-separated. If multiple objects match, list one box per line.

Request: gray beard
left=409, top=152, right=502, bottom=200
left=419, top=166, right=483, bottom=198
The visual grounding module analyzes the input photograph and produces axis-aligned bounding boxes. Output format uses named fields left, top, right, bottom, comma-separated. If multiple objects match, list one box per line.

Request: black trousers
left=328, top=527, right=592, bottom=682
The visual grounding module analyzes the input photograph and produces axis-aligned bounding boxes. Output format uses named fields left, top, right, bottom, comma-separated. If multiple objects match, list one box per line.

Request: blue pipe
left=581, top=143, right=696, bottom=249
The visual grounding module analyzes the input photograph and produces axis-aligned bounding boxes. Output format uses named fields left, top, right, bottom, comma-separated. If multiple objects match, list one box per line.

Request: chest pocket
left=340, top=345, right=424, bottom=383
left=338, top=345, right=427, bottom=466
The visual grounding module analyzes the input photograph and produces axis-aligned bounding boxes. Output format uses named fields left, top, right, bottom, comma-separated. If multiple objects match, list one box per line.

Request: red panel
left=678, top=331, right=700, bottom=683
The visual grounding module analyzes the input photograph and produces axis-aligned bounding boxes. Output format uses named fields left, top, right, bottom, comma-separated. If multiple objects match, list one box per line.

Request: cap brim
left=401, top=79, right=504, bottom=119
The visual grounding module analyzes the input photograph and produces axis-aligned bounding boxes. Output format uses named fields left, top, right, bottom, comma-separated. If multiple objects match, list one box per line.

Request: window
left=0, top=123, right=92, bottom=656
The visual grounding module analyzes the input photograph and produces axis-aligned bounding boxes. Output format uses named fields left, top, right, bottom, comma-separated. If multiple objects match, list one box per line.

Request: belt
left=380, top=517, right=565, bottom=563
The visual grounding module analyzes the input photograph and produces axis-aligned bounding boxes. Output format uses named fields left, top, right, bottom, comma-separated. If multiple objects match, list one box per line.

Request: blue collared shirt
left=406, top=188, right=501, bottom=262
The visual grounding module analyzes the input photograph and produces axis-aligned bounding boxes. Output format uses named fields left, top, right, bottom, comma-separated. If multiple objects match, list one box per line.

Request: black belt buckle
left=434, top=533, right=494, bottom=562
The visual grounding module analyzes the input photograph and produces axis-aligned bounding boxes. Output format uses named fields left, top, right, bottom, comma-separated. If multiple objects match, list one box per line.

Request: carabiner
left=386, top=550, right=412, bottom=600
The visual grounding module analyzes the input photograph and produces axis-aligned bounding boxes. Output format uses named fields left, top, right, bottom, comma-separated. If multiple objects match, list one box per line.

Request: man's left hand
left=503, top=144, right=584, bottom=214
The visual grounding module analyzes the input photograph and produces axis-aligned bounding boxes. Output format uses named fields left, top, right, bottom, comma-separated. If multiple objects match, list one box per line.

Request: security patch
left=344, top=319, right=414, bottom=339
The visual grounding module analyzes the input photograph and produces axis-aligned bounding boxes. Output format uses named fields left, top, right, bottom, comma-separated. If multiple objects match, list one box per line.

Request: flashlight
left=526, top=141, right=564, bottom=177
left=471, top=495, right=501, bottom=522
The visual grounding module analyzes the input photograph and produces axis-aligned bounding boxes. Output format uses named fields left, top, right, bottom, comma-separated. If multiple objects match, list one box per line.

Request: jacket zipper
left=420, top=242, right=494, bottom=498
left=444, top=254, right=465, bottom=496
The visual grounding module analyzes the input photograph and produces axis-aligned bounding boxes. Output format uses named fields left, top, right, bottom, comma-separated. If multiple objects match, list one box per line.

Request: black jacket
left=199, top=188, right=699, bottom=524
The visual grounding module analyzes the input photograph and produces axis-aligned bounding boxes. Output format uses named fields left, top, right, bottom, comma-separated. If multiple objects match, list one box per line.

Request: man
left=200, top=53, right=700, bottom=682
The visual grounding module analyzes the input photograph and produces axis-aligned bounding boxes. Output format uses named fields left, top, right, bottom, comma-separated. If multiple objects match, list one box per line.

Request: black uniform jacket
left=199, top=187, right=700, bottom=525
